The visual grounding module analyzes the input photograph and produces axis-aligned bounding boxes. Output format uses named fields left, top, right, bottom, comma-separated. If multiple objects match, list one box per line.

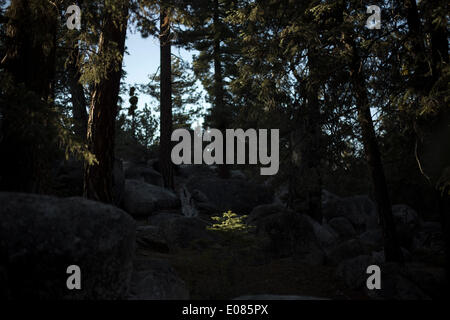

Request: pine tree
left=159, top=4, right=175, bottom=189
left=176, top=0, right=240, bottom=178
left=142, top=56, right=202, bottom=130
left=67, top=39, right=88, bottom=140
left=0, top=0, right=59, bottom=192
left=228, top=0, right=327, bottom=221
left=84, top=0, right=129, bottom=203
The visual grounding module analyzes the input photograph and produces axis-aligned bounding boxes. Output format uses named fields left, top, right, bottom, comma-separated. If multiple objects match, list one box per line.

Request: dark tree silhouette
left=159, top=5, right=175, bottom=189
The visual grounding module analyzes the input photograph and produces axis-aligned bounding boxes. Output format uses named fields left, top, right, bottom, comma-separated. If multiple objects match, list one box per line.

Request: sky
left=121, top=30, right=202, bottom=114
left=123, top=30, right=163, bottom=89
left=121, top=30, right=207, bottom=129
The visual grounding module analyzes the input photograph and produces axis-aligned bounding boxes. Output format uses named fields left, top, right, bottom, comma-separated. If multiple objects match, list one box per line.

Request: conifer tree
left=176, top=0, right=240, bottom=178
left=84, top=0, right=129, bottom=203
left=142, top=56, right=202, bottom=130
left=0, top=0, right=59, bottom=192
left=159, top=4, right=175, bottom=189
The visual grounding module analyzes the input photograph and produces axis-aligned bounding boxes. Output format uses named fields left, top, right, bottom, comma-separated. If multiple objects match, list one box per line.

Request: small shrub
left=208, top=210, right=253, bottom=234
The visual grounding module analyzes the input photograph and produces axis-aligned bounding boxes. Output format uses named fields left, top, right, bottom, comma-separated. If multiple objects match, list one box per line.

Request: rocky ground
left=0, top=159, right=446, bottom=299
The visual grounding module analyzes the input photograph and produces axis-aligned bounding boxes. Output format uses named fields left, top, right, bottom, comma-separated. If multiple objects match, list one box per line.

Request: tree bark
left=304, top=52, right=323, bottom=222
left=0, top=0, right=57, bottom=193
left=428, top=2, right=449, bottom=85
left=67, top=45, right=88, bottom=140
left=159, top=6, right=174, bottom=190
left=350, top=44, right=403, bottom=263
left=212, top=0, right=230, bottom=179
left=405, top=0, right=449, bottom=280
left=427, top=1, right=450, bottom=292
left=290, top=51, right=322, bottom=222
left=84, top=0, right=129, bottom=203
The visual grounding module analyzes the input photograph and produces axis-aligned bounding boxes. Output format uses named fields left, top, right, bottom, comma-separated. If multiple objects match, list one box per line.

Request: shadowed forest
left=0, top=0, right=449, bottom=300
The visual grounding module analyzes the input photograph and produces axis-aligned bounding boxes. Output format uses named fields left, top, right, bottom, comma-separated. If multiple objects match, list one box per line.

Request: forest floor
left=169, top=254, right=367, bottom=300
left=136, top=237, right=368, bottom=300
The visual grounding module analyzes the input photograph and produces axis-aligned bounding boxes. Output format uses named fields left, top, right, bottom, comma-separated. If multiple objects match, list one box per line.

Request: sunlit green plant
left=208, top=210, right=253, bottom=234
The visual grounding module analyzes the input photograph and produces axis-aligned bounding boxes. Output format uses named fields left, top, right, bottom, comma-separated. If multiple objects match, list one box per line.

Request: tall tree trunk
left=159, top=6, right=174, bottom=189
left=405, top=0, right=450, bottom=281
left=67, top=45, right=88, bottom=140
left=440, top=184, right=450, bottom=296
left=84, top=0, right=129, bottom=203
left=350, top=44, right=403, bottom=263
left=303, top=52, right=322, bottom=222
left=427, top=1, right=449, bottom=86
left=212, top=0, right=229, bottom=179
left=290, top=51, right=322, bottom=222
left=403, top=0, right=428, bottom=90
left=67, top=45, right=88, bottom=141
left=426, top=0, right=450, bottom=291
left=0, top=0, right=57, bottom=192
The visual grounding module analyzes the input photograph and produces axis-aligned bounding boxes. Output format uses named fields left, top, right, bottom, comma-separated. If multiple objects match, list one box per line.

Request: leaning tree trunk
left=159, top=6, right=174, bottom=190
left=350, top=44, right=403, bottom=263
left=84, top=0, right=129, bottom=203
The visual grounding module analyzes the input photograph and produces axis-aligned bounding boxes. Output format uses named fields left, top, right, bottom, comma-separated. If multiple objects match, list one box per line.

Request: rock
left=234, top=295, right=328, bottom=300
left=366, top=263, right=430, bottom=300
left=392, top=205, right=421, bottom=249
left=122, top=180, right=180, bottom=218
left=148, top=212, right=184, bottom=226
left=113, top=158, right=125, bottom=206
left=179, top=185, right=199, bottom=217
left=392, top=205, right=421, bottom=227
left=404, top=264, right=445, bottom=299
left=191, top=189, right=210, bottom=203
left=322, top=190, right=340, bottom=206
left=371, top=250, right=385, bottom=265
left=191, top=189, right=220, bottom=216
left=329, top=217, right=357, bottom=239
left=247, top=204, right=286, bottom=224
left=337, top=258, right=433, bottom=300
left=186, top=177, right=273, bottom=215
left=412, top=222, right=445, bottom=259
left=370, top=248, right=413, bottom=264
left=0, top=193, right=136, bottom=299
left=146, top=159, right=160, bottom=171
left=326, top=239, right=366, bottom=265
left=358, top=229, right=383, bottom=251
left=136, top=226, right=169, bottom=253
left=336, top=255, right=375, bottom=289
left=54, top=158, right=125, bottom=206
left=177, top=165, right=215, bottom=178
left=230, top=170, right=247, bottom=180
left=323, top=195, right=378, bottom=232
left=381, top=275, right=430, bottom=300
left=401, top=248, right=413, bottom=262
left=158, top=216, right=217, bottom=250
left=53, top=159, right=84, bottom=197
left=128, top=257, right=189, bottom=300
left=149, top=213, right=217, bottom=250
left=303, top=215, right=338, bottom=249
left=125, top=163, right=163, bottom=186
left=273, top=183, right=289, bottom=205
left=248, top=205, right=324, bottom=265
